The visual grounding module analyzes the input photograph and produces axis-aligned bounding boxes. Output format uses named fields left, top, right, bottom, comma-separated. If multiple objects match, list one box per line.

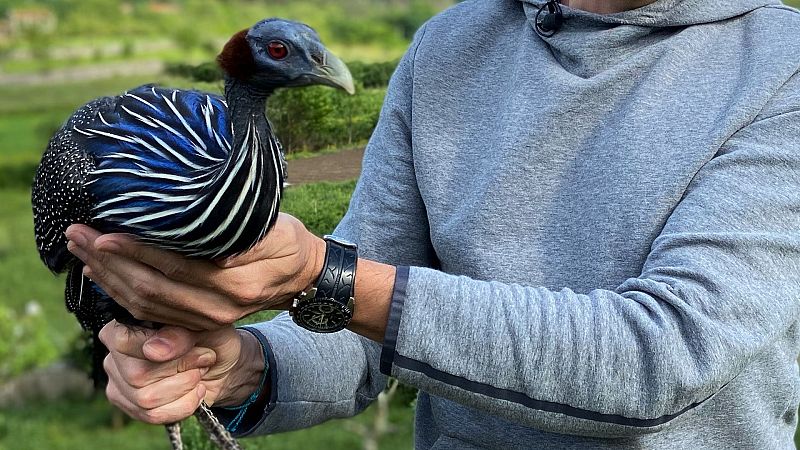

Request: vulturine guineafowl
left=31, top=18, right=354, bottom=450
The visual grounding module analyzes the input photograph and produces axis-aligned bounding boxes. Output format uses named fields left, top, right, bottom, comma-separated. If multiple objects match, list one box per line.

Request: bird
left=31, top=18, right=354, bottom=450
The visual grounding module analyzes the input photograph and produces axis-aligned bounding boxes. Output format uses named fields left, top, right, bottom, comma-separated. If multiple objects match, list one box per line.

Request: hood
left=520, top=0, right=782, bottom=27
left=517, top=0, right=785, bottom=77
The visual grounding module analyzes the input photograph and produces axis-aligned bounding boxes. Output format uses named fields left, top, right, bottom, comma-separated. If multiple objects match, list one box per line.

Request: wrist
left=214, top=330, right=266, bottom=407
left=298, top=235, right=326, bottom=293
left=347, top=259, right=396, bottom=342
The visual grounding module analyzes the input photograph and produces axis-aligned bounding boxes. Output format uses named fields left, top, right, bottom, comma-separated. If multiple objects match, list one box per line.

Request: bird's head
left=217, top=18, right=355, bottom=95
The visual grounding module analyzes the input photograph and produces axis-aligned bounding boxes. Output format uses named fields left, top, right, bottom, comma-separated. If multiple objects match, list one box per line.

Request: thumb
left=142, top=326, right=199, bottom=362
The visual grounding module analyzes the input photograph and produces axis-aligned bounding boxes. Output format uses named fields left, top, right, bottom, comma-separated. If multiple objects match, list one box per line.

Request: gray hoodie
left=242, top=0, right=800, bottom=448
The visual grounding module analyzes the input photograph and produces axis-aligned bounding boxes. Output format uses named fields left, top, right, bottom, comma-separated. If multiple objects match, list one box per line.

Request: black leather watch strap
left=316, top=238, right=357, bottom=302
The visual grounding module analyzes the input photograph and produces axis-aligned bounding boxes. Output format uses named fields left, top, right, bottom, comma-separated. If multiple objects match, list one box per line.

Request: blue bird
left=31, top=18, right=354, bottom=450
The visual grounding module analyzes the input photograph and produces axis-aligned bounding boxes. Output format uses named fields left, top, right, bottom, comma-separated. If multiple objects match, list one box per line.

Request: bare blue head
left=217, top=18, right=354, bottom=94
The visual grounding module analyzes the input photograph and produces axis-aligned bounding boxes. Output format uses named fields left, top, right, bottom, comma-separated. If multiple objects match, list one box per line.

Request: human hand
left=65, top=213, right=325, bottom=330
left=99, top=320, right=266, bottom=424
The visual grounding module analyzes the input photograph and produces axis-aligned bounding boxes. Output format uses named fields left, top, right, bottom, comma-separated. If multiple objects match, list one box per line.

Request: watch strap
left=315, top=238, right=357, bottom=303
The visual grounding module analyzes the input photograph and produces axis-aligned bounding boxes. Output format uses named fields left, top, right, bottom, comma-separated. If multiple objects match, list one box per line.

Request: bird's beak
left=310, top=49, right=355, bottom=95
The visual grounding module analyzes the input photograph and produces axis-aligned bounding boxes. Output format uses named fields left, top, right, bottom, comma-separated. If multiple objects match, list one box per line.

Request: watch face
left=295, top=299, right=352, bottom=333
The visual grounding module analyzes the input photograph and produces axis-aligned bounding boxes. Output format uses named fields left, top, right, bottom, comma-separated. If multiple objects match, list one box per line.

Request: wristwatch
left=290, top=235, right=357, bottom=333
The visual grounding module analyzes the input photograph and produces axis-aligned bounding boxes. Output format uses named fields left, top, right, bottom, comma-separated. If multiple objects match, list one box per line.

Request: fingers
left=93, top=231, right=222, bottom=287
left=106, top=367, right=207, bottom=425
left=100, top=321, right=217, bottom=388
left=101, top=322, right=216, bottom=424
left=106, top=352, right=208, bottom=410
left=141, top=326, right=202, bottom=362
left=67, top=224, right=220, bottom=289
left=99, top=320, right=202, bottom=362
left=67, top=225, right=252, bottom=328
left=106, top=349, right=214, bottom=389
left=70, top=244, right=238, bottom=329
left=99, top=321, right=156, bottom=360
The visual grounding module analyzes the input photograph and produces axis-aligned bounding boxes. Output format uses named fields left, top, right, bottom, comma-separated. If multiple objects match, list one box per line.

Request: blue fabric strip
left=392, top=354, right=713, bottom=428
left=379, top=265, right=410, bottom=375
left=228, top=326, right=279, bottom=437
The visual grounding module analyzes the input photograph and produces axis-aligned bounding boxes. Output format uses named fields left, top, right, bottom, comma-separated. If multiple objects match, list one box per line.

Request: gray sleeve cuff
left=380, top=265, right=410, bottom=375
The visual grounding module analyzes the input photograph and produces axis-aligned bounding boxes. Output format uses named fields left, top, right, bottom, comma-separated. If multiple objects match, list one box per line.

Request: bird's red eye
left=267, top=41, right=288, bottom=60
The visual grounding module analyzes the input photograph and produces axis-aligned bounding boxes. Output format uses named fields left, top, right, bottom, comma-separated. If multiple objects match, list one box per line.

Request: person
left=64, top=0, right=800, bottom=448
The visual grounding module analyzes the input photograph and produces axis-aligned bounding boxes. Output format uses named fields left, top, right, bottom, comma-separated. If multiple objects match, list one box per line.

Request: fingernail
left=82, top=266, right=93, bottom=279
left=200, top=367, right=210, bottom=376
left=197, top=352, right=215, bottom=367
left=197, top=384, right=207, bottom=400
left=144, top=337, right=172, bottom=358
left=67, top=241, right=88, bottom=261
left=66, top=228, right=87, bottom=247
left=97, top=238, right=122, bottom=253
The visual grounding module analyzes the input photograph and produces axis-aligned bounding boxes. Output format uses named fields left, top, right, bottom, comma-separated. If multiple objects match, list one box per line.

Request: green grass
left=0, top=112, right=66, bottom=164
left=0, top=397, right=167, bottom=450
left=0, top=390, right=413, bottom=450
left=0, top=75, right=161, bottom=116
left=0, top=189, right=76, bottom=350
left=282, top=180, right=357, bottom=236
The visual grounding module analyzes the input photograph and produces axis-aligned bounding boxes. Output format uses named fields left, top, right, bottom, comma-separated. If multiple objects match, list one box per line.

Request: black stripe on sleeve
left=393, top=354, right=713, bottom=428
left=380, top=265, right=410, bottom=375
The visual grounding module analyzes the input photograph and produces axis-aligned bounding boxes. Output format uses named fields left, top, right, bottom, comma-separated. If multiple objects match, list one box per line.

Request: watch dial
left=298, top=301, right=350, bottom=332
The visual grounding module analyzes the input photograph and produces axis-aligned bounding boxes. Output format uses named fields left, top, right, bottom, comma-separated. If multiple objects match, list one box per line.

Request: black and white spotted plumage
left=33, top=97, right=108, bottom=274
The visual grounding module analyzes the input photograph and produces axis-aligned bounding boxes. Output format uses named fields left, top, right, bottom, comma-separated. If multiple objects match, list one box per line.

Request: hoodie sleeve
left=378, top=72, right=800, bottom=436
left=231, top=25, right=436, bottom=436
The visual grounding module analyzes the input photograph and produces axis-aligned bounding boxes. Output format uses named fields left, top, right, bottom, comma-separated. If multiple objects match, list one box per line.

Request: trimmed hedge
left=164, top=61, right=223, bottom=83
left=267, top=83, right=385, bottom=153
left=347, top=60, right=398, bottom=89
left=165, top=59, right=399, bottom=89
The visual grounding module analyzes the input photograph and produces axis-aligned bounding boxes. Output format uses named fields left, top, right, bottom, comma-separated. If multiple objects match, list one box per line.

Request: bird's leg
left=165, top=422, right=183, bottom=450
left=194, top=401, right=243, bottom=450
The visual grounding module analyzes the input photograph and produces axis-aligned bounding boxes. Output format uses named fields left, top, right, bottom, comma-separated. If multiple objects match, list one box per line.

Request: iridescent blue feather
left=71, top=85, right=282, bottom=258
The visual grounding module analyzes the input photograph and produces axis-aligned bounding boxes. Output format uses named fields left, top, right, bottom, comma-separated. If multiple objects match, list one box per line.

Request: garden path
left=285, top=147, right=365, bottom=185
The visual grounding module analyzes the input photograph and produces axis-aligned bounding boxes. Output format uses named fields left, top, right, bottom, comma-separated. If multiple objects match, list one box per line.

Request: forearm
left=236, top=313, right=387, bottom=436
left=348, top=259, right=396, bottom=342
left=377, top=266, right=796, bottom=437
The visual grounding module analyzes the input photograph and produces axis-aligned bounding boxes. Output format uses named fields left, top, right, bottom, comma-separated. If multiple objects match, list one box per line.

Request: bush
left=267, top=83, right=385, bottom=153
left=347, top=59, right=398, bottom=89
left=326, top=15, right=405, bottom=48
left=164, top=61, right=223, bottom=83
left=0, top=303, right=58, bottom=383
left=382, top=0, right=439, bottom=40
left=0, top=161, right=36, bottom=190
